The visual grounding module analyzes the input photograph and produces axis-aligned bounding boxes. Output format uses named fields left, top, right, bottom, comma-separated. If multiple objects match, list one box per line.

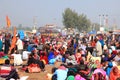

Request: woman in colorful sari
left=109, top=66, right=120, bottom=80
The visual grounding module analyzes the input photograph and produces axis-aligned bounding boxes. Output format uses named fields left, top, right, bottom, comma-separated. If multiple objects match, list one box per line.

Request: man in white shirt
left=16, top=36, right=23, bottom=55
left=95, top=38, right=102, bottom=57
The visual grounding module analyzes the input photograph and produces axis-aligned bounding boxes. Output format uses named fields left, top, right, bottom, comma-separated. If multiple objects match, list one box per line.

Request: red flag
left=6, top=16, right=11, bottom=28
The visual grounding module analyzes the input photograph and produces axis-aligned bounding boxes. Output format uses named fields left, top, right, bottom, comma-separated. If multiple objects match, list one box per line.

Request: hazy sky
left=0, top=0, right=120, bottom=28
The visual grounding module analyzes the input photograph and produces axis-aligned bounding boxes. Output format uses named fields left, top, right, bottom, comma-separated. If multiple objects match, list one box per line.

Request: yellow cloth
left=117, top=66, right=120, bottom=70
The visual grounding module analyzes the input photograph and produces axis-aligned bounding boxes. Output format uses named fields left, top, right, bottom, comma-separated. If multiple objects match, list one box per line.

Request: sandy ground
left=0, top=60, right=62, bottom=80
left=17, top=65, right=53, bottom=80
left=0, top=61, right=54, bottom=80
left=17, top=61, right=62, bottom=80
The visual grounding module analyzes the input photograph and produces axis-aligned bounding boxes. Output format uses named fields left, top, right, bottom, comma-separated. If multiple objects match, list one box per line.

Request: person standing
left=16, top=35, right=23, bottom=55
left=4, top=34, right=11, bottom=54
left=0, top=33, right=3, bottom=51
left=0, top=38, right=3, bottom=51
left=95, top=38, right=102, bottom=57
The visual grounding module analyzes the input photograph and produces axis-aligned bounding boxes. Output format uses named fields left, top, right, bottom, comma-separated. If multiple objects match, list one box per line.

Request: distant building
left=38, top=24, right=60, bottom=37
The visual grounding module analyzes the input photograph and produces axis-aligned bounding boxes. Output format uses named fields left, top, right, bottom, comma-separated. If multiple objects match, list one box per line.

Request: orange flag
left=8, top=27, right=17, bottom=54
left=6, top=15, right=11, bottom=28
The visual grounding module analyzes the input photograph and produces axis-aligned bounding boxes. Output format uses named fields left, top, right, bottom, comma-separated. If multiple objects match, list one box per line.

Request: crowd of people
left=0, top=31, right=120, bottom=80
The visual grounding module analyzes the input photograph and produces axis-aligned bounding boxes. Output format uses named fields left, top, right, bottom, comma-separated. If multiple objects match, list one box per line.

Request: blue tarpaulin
left=18, top=30, right=24, bottom=40
left=88, top=30, right=96, bottom=35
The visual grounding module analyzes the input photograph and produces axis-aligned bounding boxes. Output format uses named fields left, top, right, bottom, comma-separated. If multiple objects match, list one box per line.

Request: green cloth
left=88, top=63, right=97, bottom=77
left=68, top=67, right=77, bottom=73
left=67, top=75, right=74, bottom=80
left=2, top=56, right=9, bottom=59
